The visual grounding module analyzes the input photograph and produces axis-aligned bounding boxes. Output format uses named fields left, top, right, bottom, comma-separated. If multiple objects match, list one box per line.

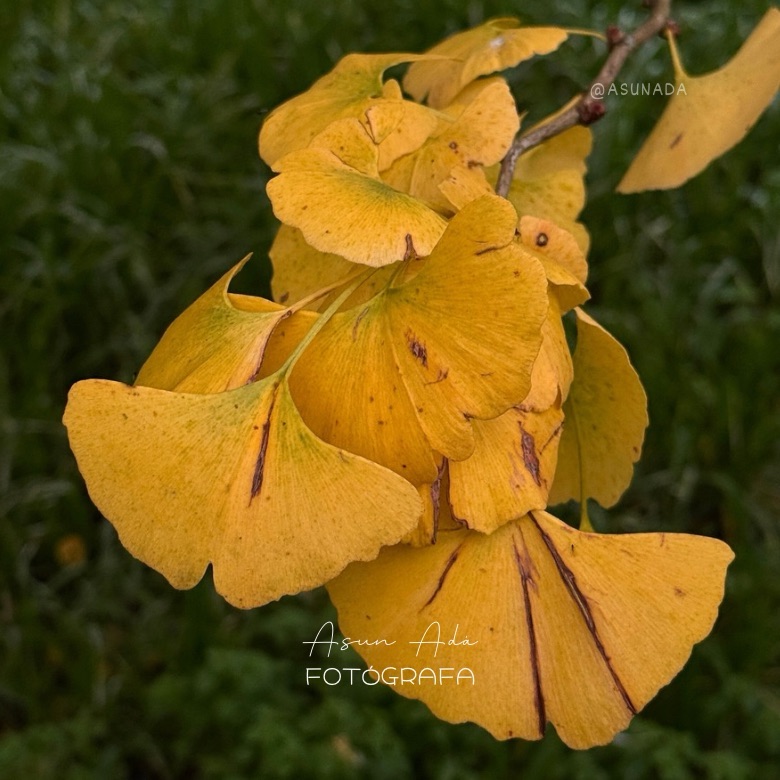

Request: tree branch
left=495, top=0, right=672, bottom=197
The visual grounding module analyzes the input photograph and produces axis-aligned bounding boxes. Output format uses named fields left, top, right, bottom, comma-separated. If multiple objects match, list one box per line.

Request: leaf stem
left=287, top=266, right=370, bottom=314
left=496, top=0, right=673, bottom=197
left=278, top=269, right=375, bottom=376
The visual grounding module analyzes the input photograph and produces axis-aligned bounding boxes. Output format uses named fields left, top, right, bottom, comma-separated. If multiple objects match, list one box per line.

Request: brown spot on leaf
left=535, top=233, right=549, bottom=247
left=520, top=428, right=542, bottom=486
left=674, top=587, right=686, bottom=598
left=279, top=291, right=289, bottom=303
left=670, top=132, right=683, bottom=149
left=406, top=329, right=428, bottom=368
left=425, top=368, right=449, bottom=385
left=448, top=141, right=458, bottom=151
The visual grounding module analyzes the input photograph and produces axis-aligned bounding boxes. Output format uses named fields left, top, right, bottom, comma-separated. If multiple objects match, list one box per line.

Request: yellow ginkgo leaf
left=267, top=118, right=448, bottom=266
left=404, top=18, right=571, bottom=109
left=288, top=295, right=441, bottom=485
left=269, top=225, right=359, bottom=307
left=364, top=79, right=441, bottom=171
left=448, top=404, right=564, bottom=533
left=383, top=78, right=520, bottom=213
left=518, top=215, right=588, bottom=286
left=519, top=292, right=574, bottom=412
left=329, top=510, right=734, bottom=748
left=286, top=195, right=548, bottom=478
left=136, top=256, right=288, bottom=393
left=268, top=225, right=400, bottom=310
left=548, top=308, right=648, bottom=508
left=438, top=164, right=494, bottom=212
left=258, top=53, right=438, bottom=167
left=63, top=377, right=422, bottom=609
left=618, top=8, right=780, bottom=192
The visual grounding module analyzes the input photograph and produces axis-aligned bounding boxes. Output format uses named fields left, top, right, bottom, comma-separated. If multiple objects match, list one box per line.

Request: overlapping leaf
left=329, top=511, right=733, bottom=748
left=448, top=405, right=564, bottom=533
left=618, top=8, right=780, bottom=192
left=364, top=79, right=441, bottom=171
left=404, top=18, right=572, bottom=108
left=401, top=462, right=465, bottom=547
left=549, top=309, right=648, bottom=508
left=136, top=256, right=288, bottom=393
left=269, top=225, right=399, bottom=309
left=285, top=196, right=548, bottom=481
left=64, top=377, right=422, bottom=608
left=503, top=126, right=592, bottom=252
left=522, top=292, right=575, bottom=412
left=383, top=78, right=519, bottom=213
left=258, top=53, right=439, bottom=167
left=267, top=118, right=448, bottom=266
left=518, top=216, right=588, bottom=287
left=269, top=225, right=354, bottom=306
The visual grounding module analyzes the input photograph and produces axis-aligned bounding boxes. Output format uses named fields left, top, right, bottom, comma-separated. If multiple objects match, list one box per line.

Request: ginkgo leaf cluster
left=62, top=11, right=761, bottom=750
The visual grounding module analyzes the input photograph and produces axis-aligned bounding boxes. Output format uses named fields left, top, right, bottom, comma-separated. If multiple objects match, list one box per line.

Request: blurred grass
left=1, top=0, right=779, bottom=777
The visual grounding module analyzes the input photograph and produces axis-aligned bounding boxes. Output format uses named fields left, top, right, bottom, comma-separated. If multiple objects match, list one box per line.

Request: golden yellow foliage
left=549, top=309, right=648, bottom=508
left=618, top=8, right=780, bottom=192
left=329, top=510, right=733, bottom=748
left=63, top=377, right=422, bottom=608
left=503, top=126, right=592, bottom=253
left=136, top=256, right=288, bottom=393
left=267, top=118, right=447, bottom=266
left=258, top=53, right=439, bottom=166
left=268, top=225, right=403, bottom=313
left=383, top=78, right=519, bottom=213
left=522, top=292, right=575, bottom=412
left=269, top=225, right=363, bottom=307
left=287, top=196, right=548, bottom=478
left=64, top=13, right=743, bottom=748
left=448, top=405, right=564, bottom=533
left=404, top=18, right=571, bottom=108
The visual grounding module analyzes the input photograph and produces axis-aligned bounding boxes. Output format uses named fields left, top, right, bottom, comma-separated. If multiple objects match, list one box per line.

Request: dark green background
left=1, top=1, right=778, bottom=777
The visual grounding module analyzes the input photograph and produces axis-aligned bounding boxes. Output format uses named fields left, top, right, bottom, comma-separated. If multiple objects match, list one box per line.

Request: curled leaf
left=521, top=292, right=574, bottom=412
left=136, top=257, right=287, bottom=393
left=329, top=511, right=734, bottom=748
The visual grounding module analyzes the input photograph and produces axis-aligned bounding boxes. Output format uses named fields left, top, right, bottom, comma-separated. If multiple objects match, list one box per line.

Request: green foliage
left=1, top=0, right=778, bottom=777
